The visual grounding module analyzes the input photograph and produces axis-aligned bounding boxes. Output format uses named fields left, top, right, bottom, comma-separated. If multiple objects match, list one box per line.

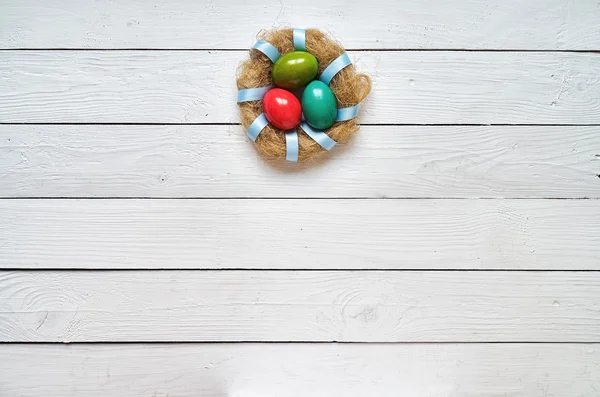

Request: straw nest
left=237, top=28, right=371, bottom=163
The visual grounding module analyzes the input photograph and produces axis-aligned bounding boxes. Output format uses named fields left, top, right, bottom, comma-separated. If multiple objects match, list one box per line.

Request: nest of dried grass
left=237, top=28, right=371, bottom=162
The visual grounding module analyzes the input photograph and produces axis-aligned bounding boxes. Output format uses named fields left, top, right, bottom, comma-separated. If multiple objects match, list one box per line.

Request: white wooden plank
left=1, top=271, right=599, bottom=342
left=1, top=199, right=599, bottom=270
left=2, top=125, right=599, bottom=198
left=2, top=0, right=600, bottom=50
left=1, top=343, right=599, bottom=397
left=1, top=51, right=599, bottom=124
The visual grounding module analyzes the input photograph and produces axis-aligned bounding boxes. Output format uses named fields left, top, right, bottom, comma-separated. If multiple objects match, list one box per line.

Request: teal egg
left=272, top=51, right=318, bottom=89
left=302, top=80, right=337, bottom=130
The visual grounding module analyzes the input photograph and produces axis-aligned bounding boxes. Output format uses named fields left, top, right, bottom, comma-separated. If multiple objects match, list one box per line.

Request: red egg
left=262, top=88, right=302, bottom=130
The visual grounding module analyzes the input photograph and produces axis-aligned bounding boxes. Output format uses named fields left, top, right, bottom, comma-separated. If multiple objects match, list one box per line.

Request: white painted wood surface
left=1, top=344, right=599, bottom=397
left=2, top=0, right=600, bottom=50
left=2, top=271, right=599, bottom=342
left=2, top=125, right=599, bottom=198
left=2, top=51, right=600, bottom=124
left=2, top=0, right=599, bottom=394
left=1, top=199, right=599, bottom=270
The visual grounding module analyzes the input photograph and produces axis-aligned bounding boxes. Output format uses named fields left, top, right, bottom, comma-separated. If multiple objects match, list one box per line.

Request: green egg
left=302, top=80, right=338, bottom=130
left=272, top=51, right=319, bottom=89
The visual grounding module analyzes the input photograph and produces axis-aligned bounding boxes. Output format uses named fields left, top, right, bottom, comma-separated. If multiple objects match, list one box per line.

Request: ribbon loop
left=237, top=86, right=273, bottom=103
left=293, top=28, right=306, bottom=51
left=252, top=40, right=281, bottom=63
left=336, top=104, right=359, bottom=121
left=319, top=53, right=352, bottom=85
left=300, top=122, right=337, bottom=151
left=285, top=130, right=299, bottom=162
left=247, top=113, right=269, bottom=142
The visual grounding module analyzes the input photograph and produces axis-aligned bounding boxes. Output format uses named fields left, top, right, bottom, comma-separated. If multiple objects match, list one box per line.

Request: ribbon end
left=285, top=130, right=299, bottom=162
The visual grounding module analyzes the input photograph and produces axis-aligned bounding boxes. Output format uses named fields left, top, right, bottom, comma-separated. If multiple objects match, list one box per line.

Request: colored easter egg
left=301, top=80, right=337, bottom=130
left=263, top=88, right=302, bottom=130
left=272, top=51, right=319, bottom=89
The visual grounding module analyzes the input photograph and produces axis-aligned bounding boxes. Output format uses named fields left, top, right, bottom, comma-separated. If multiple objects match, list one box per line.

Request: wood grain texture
left=2, top=0, right=600, bottom=50
left=2, top=1, right=599, bottom=395
left=2, top=125, right=600, bottom=198
left=1, top=343, right=599, bottom=397
left=2, top=51, right=599, bottom=124
left=1, top=271, right=599, bottom=342
left=1, top=199, right=599, bottom=270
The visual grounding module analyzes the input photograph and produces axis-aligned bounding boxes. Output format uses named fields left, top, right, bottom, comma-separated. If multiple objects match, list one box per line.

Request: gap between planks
left=2, top=269, right=600, bottom=272
left=1, top=198, right=598, bottom=200
left=2, top=123, right=600, bottom=126
left=1, top=49, right=599, bottom=53
left=2, top=341, right=600, bottom=345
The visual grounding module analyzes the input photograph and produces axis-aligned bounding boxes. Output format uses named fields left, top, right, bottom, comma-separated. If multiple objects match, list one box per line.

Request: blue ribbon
left=247, top=113, right=269, bottom=142
left=252, top=40, right=281, bottom=63
left=237, top=86, right=273, bottom=103
left=293, top=28, right=306, bottom=51
left=336, top=104, right=359, bottom=121
left=319, top=53, right=352, bottom=85
left=285, top=130, right=299, bottom=162
left=300, top=122, right=336, bottom=151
